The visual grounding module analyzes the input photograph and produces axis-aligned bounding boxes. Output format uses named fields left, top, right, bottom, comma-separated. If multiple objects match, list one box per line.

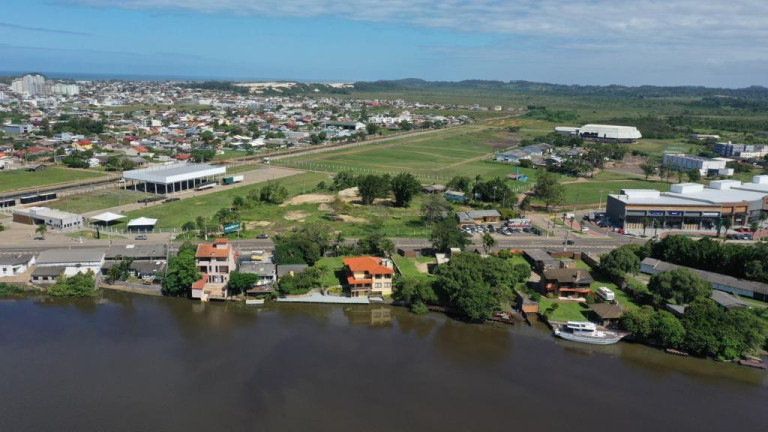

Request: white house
left=0, top=254, right=36, bottom=278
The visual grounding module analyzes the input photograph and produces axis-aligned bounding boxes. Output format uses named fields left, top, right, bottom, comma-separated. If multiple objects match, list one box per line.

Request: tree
left=621, top=306, right=655, bottom=339
left=215, top=207, right=240, bottom=225
left=687, top=169, right=701, bottom=183
left=519, top=194, right=533, bottom=215
left=390, top=172, right=421, bottom=207
left=393, top=275, right=437, bottom=313
left=35, top=224, right=47, bottom=240
left=162, top=243, right=199, bottom=297
left=421, top=194, right=451, bottom=224
left=332, top=171, right=357, bottom=191
left=356, top=231, right=395, bottom=257
left=482, top=232, right=496, bottom=255
left=640, top=162, right=656, bottom=180
left=651, top=310, right=686, bottom=348
left=365, top=123, right=380, bottom=135
left=182, top=221, right=196, bottom=232
left=107, top=258, right=133, bottom=283
left=357, top=174, right=390, bottom=205
left=430, top=219, right=470, bottom=252
left=228, top=271, right=262, bottom=295
left=642, top=216, right=650, bottom=237
left=750, top=221, right=760, bottom=234
left=721, top=217, right=732, bottom=238
left=200, top=130, right=214, bottom=142
left=599, top=245, right=641, bottom=280
left=48, top=271, right=97, bottom=297
left=446, top=176, right=473, bottom=195
left=278, top=267, right=322, bottom=295
left=433, top=253, right=524, bottom=321
left=534, top=170, right=565, bottom=211
left=191, top=149, right=215, bottom=162
left=475, top=177, right=515, bottom=206
left=648, top=268, right=712, bottom=304
left=259, top=181, right=288, bottom=204
left=232, top=195, right=246, bottom=210
left=327, top=195, right=351, bottom=217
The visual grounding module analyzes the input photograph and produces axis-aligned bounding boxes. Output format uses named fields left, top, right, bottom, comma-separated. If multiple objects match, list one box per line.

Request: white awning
left=127, top=217, right=158, bottom=227
left=90, top=212, right=126, bottom=223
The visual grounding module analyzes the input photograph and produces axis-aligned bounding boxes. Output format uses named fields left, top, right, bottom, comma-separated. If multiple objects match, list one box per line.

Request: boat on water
left=553, top=321, right=625, bottom=345
left=245, top=298, right=265, bottom=306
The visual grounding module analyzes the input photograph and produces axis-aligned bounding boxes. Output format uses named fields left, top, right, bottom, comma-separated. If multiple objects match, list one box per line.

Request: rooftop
left=123, top=162, right=226, bottom=184
left=641, top=258, right=768, bottom=296
left=36, top=248, right=105, bottom=265
left=343, top=256, right=394, bottom=275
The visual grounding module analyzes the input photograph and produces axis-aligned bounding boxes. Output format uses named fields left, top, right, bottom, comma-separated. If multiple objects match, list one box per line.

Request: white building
left=0, top=254, right=36, bottom=278
left=662, top=154, right=732, bottom=176
left=555, top=124, right=642, bottom=142
left=32, top=249, right=105, bottom=283
left=12, top=207, right=84, bottom=230
left=123, top=162, right=226, bottom=194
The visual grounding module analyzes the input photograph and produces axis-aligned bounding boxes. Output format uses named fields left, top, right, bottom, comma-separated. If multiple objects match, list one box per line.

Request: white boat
left=245, top=298, right=265, bottom=306
left=553, top=321, right=625, bottom=345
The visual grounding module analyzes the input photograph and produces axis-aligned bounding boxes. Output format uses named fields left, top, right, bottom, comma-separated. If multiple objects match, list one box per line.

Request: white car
left=581, top=227, right=590, bottom=232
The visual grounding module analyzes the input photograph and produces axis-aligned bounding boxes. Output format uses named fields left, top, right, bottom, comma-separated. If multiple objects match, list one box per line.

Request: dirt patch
left=318, top=203, right=331, bottom=212
left=338, top=215, right=368, bottom=223
left=246, top=221, right=272, bottom=228
left=414, top=261, right=430, bottom=274
left=280, top=193, right=335, bottom=207
left=284, top=211, right=309, bottom=221
left=338, top=187, right=358, bottom=198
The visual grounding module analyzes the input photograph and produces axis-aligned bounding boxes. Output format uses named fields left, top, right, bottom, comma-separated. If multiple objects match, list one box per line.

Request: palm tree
left=35, top=223, right=47, bottom=240
left=642, top=217, right=650, bottom=237
left=482, top=232, right=496, bottom=255
left=722, top=217, right=732, bottom=238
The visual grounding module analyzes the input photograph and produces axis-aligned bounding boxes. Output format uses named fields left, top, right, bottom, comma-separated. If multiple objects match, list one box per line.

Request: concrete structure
left=454, top=210, right=502, bottom=226
left=0, top=254, right=36, bottom=278
left=106, top=244, right=168, bottom=261
left=343, top=256, right=394, bottom=298
left=192, top=239, right=236, bottom=301
left=122, top=162, right=226, bottom=195
left=641, top=257, right=768, bottom=301
left=713, top=142, right=768, bottom=158
left=606, top=181, right=768, bottom=231
left=12, top=207, right=83, bottom=230
left=555, top=124, right=641, bottom=143
left=4, top=124, right=32, bottom=135
left=32, top=248, right=105, bottom=283
left=662, top=154, right=731, bottom=176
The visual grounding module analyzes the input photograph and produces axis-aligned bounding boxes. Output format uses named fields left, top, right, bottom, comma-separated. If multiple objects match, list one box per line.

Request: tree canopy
left=162, top=243, right=199, bottom=297
left=390, top=172, right=421, bottom=207
left=430, top=218, right=470, bottom=253
left=648, top=268, right=712, bottom=305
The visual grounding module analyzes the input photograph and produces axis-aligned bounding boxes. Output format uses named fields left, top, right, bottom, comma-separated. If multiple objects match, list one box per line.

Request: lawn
left=539, top=298, right=590, bottom=322
left=314, top=257, right=346, bottom=287
left=0, top=167, right=108, bottom=193
left=48, top=189, right=153, bottom=214
left=543, top=179, right=672, bottom=206
left=590, top=273, right=641, bottom=310
left=393, top=255, right=431, bottom=280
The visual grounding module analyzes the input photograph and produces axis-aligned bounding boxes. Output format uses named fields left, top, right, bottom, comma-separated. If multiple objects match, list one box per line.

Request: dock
left=277, top=292, right=370, bottom=305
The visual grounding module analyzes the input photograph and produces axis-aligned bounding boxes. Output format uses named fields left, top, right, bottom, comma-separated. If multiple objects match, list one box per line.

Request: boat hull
left=554, top=329, right=624, bottom=345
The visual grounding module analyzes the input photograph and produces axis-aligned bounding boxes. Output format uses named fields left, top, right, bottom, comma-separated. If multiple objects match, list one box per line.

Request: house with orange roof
left=192, top=238, right=236, bottom=301
left=343, top=256, right=395, bottom=298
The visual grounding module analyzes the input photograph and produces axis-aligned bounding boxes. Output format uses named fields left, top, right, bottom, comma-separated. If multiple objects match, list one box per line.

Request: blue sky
left=2, top=0, right=767, bottom=87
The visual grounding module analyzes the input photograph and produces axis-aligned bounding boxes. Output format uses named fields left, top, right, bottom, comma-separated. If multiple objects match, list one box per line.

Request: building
left=555, top=124, right=642, bottom=143
left=343, top=256, right=394, bottom=298
left=126, top=217, right=158, bottom=232
left=192, top=239, right=236, bottom=301
left=713, top=142, right=768, bottom=158
left=454, top=210, right=501, bottom=226
left=239, top=262, right=276, bottom=287
left=606, top=180, right=768, bottom=231
left=31, top=248, right=105, bottom=283
left=277, top=264, right=308, bottom=279
left=588, top=303, right=624, bottom=327
left=495, top=149, right=531, bottom=163
left=423, top=184, right=446, bottom=194
left=122, top=162, right=226, bottom=195
left=640, top=257, right=768, bottom=301
left=324, top=121, right=365, bottom=131
left=12, top=207, right=83, bottom=230
left=662, top=154, right=731, bottom=176
left=688, top=134, right=721, bottom=141
left=4, top=124, right=32, bottom=135
left=524, top=249, right=558, bottom=271
left=541, top=268, right=594, bottom=299
left=0, top=254, right=36, bottom=278
left=444, top=190, right=466, bottom=202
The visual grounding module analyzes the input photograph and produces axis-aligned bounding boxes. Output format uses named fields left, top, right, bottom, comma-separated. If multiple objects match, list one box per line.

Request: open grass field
left=539, top=298, right=590, bottom=322
left=48, top=189, right=153, bottom=214
left=537, top=178, right=673, bottom=206
left=315, top=257, right=346, bottom=287
left=0, top=167, right=108, bottom=193
left=393, top=255, right=431, bottom=280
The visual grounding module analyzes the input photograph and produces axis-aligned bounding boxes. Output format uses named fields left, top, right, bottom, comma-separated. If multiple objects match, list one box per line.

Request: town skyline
left=3, top=0, right=768, bottom=88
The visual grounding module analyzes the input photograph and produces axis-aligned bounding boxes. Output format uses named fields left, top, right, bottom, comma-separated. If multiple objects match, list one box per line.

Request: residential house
left=496, top=149, right=531, bottom=163
left=541, top=268, right=594, bottom=299
left=444, top=190, right=466, bottom=202
left=343, top=256, right=395, bottom=298
left=0, top=254, right=36, bottom=278
left=192, top=239, right=236, bottom=301
left=454, top=210, right=502, bottom=226
left=588, top=303, right=624, bottom=327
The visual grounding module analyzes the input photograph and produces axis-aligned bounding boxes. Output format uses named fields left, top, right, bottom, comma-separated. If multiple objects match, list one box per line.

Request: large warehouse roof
left=123, top=162, right=226, bottom=184
left=579, top=124, right=642, bottom=140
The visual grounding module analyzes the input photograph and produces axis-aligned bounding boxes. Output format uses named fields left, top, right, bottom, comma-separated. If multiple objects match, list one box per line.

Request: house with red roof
left=343, top=256, right=395, bottom=298
left=192, top=238, right=236, bottom=301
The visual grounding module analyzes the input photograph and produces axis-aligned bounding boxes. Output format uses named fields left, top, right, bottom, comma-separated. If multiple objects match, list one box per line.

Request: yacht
left=553, top=321, right=625, bottom=345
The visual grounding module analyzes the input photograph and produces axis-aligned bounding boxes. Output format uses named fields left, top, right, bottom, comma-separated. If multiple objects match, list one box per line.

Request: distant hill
left=352, top=78, right=768, bottom=101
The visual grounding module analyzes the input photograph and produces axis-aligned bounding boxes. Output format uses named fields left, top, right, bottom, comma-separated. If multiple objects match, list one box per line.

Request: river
left=0, top=292, right=765, bottom=431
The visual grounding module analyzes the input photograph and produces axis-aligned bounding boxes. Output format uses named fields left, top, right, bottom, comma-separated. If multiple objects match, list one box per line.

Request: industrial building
left=122, top=162, right=226, bottom=195
left=31, top=248, right=105, bottom=283
left=713, top=142, right=768, bottom=158
left=12, top=207, right=83, bottom=230
left=554, top=124, right=642, bottom=143
left=662, top=154, right=732, bottom=176
left=606, top=177, right=768, bottom=232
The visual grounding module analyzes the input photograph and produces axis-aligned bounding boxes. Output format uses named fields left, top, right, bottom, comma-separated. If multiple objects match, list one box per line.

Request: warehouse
left=662, top=154, right=732, bottom=176
left=122, top=162, right=226, bottom=195
left=555, top=124, right=642, bottom=143
left=606, top=181, right=768, bottom=232
left=12, top=207, right=83, bottom=230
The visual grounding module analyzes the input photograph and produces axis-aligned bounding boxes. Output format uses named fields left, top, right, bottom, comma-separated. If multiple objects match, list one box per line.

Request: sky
left=1, top=0, right=767, bottom=87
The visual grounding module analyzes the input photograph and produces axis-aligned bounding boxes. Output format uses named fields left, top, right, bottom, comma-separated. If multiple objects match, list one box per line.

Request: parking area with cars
left=460, top=219, right=543, bottom=237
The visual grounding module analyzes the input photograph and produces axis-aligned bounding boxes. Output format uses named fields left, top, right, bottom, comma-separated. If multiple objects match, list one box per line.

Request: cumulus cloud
left=66, top=0, right=768, bottom=45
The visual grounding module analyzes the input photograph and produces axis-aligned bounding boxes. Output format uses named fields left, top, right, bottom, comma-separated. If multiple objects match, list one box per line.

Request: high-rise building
left=9, top=75, right=78, bottom=97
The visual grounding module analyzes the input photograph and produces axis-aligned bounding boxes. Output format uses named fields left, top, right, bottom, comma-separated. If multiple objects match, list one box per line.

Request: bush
left=48, top=272, right=97, bottom=297
left=0, top=283, right=25, bottom=297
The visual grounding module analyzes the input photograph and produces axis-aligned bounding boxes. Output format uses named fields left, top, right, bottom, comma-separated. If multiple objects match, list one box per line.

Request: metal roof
left=127, top=217, right=158, bottom=227
left=36, top=248, right=105, bottom=266
left=90, top=212, right=125, bottom=222
left=123, top=162, right=226, bottom=184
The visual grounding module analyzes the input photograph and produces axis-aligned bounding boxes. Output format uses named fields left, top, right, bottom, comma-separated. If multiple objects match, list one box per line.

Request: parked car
left=135, top=235, right=148, bottom=240
left=256, top=234, right=269, bottom=239
left=564, top=239, right=575, bottom=245
left=163, top=197, right=180, bottom=203
left=581, top=227, right=590, bottom=232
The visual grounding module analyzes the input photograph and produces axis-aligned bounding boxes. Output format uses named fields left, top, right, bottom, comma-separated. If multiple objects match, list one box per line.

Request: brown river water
left=0, top=291, right=765, bottom=431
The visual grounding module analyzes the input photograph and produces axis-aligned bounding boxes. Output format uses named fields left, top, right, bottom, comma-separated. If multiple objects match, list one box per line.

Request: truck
left=222, top=175, right=244, bottom=185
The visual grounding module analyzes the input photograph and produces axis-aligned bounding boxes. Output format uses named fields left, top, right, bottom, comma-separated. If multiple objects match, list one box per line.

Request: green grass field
left=537, top=178, right=673, bottom=206
left=539, top=298, right=590, bottom=322
left=315, top=257, right=346, bottom=287
left=393, top=255, right=431, bottom=280
left=0, top=167, right=108, bottom=193
left=48, top=189, right=153, bottom=214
